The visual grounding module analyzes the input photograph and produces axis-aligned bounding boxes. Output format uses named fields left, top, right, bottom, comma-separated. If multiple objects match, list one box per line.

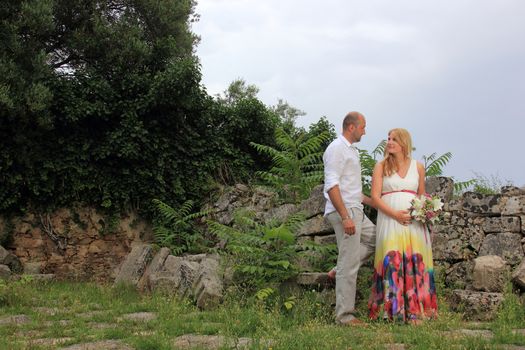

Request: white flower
left=412, top=196, right=424, bottom=210
left=431, top=197, right=444, bottom=211
left=409, top=194, right=444, bottom=225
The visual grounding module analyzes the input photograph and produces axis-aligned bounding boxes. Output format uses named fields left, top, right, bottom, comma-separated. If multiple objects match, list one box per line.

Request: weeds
left=0, top=280, right=524, bottom=349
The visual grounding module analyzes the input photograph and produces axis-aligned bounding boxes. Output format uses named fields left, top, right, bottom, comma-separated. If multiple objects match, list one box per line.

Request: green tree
left=271, top=98, right=306, bottom=135
left=215, top=78, right=260, bottom=106
left=210, top=80, right=280, bottom=184
left=306, top=116, right=337, bottom=150
left=0, top=0, right=217, bottom=214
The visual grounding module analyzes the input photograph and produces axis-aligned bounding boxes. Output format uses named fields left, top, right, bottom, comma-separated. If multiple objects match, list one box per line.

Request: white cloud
left=193, top=0, right=525, bottom=186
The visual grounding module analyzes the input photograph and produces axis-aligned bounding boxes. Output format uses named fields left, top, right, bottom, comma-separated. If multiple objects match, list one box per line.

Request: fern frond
left=153, top=226, right=172, bottom=245
left=299, top=172, right=324, bottom=185
left=239, top=265, right=267, bottom=275
left=256, top=171, right=284, bottom=187
left=302, top=163, right=324, bottom=171
left=229, top=244, right=266, bottom=255
left=297, top=131, right=330, bottom=158
left=207, top=220, right=241, bottom=240
left=271, top=153, right=293, bottom=169
left=372, top=139, right=387, bottom=158
left=275, top=128, right=297, bottom=151
left=249, top=142, right=281, bottom=158
left=423, top=152, right=437, bottom=164
left=169, top=246, right=184, bottom=255
left=283, top=211, right=306, bottom=234
left=299, top=153, right=324, bottom=166
left=454, top=178, right=476, bottom=193
left=152, top=199, right=180, bottom=222
left=263, top=225, right=294, bottom=244
left=425, top=152, right=452, bottom=177
left=182, top=207, right=214, bottom=222
left=283, top=296, right=297, bottom=310
left=266, top=260, right=291, bottom=269
left=256, top=287, right=275, bottom=300
left=178, top=200, right=195, bottom=218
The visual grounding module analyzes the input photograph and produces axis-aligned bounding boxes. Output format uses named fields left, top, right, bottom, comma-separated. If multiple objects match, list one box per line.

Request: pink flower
left=409, top=194, right=443, bottom=225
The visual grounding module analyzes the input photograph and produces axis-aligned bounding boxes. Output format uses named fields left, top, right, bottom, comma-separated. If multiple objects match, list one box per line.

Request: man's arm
left=361, top=193, right=375, bottom=208
left=327, top=185, right=356, bottom=235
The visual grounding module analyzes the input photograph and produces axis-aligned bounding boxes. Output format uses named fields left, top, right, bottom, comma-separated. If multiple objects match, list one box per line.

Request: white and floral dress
left=368, top=159, right=438, bottom=321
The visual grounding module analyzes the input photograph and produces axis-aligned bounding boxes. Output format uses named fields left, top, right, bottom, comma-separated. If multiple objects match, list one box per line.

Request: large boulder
left=512, top=259, right=525, bottom=290
left=298, top=184, right=325, bottom=219
left=432, top=225, right=483, bottom=262
left=445, top=261, right=474, bottom=289
left=0, top=217, right=9, bottom=245
left=148, top=254, right=224, bottom=310
left=295, top=272, right=331, bottom=287
left=193, top=256, right=223, bottom=309
left=501, top=186, right=525, bottom=196
left=425, top=176, right=454, bottom=202
left=0, top=264, right=11, bottom=279
left=482, top=217, right=521, bottom=233
left=479, top=232, right=524, bottom=266
left=462, top=192, right=502, bottom=215
left=297, top=215, right=333, bottom=237
left=137, top=247, right=170, bottom=291
left=0, top=245, right=22, bottom=273
left=445, top=198, right=464, bottom=212
left=113, top=244, right=153, bottom=287
left=262, top=204, right=297, bottom=224
left=209, top=184, right=279, bottom=225
left=472, top=255, right=508, bottom=292
left=149, top=255, right=200, bottom=296
left=501, top=195, right=525, bottom=215
left=449, top=289, right=504, bottom=321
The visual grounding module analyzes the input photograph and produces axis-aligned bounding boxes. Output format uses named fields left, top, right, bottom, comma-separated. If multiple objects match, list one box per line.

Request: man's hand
left=343, top=218, right=356, bottom=235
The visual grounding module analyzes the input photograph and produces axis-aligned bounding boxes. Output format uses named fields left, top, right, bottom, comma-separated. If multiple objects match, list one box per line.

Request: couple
left=323, top=111, right=438, bottom=325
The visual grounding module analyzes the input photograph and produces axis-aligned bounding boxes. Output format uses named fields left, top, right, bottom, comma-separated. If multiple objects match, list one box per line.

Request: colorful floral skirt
left=368, top=217, right=438, bottom=321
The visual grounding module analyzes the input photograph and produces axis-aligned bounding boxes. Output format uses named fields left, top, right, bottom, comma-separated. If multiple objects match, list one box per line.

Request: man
left=323, top=111, right=376, bottom=325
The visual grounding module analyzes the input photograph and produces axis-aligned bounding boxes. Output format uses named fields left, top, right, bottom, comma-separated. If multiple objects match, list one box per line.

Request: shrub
left=208, top=209, right=307, bottom=288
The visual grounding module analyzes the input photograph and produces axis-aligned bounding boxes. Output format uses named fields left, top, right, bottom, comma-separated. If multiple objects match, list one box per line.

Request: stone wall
left=207, top=178, right=525, bottom=319
left=2, top=178, right=525, bottom=318
left=0, top=207, right=152, bottom=281
left=429, top=180, right=525, bottom=319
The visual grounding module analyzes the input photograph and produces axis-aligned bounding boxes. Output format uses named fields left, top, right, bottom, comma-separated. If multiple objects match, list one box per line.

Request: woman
left=368, top=128, right=437, bottom=323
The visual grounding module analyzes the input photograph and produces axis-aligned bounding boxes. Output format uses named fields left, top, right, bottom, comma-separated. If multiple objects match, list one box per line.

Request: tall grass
left=0, top=279, right=524, bottom=349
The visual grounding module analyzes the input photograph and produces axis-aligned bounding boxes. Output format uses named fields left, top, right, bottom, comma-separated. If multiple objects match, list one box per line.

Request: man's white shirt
left=323, top=134, right=363, bottom=216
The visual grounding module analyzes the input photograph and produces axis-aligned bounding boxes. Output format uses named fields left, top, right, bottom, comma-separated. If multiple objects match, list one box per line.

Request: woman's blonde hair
left=383, top=128, right=412, bottom=176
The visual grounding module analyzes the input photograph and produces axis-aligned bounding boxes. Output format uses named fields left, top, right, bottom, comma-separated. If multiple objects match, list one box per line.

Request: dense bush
left=0, top=1, right=280, bottom=215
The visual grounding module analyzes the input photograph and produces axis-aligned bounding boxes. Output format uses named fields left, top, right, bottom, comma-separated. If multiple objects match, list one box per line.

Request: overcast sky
left=192, top=0, right=525, bottom=187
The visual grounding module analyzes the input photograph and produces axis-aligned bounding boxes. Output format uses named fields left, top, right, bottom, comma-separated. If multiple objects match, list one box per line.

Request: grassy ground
left=1, top=277, right=525, bottom=350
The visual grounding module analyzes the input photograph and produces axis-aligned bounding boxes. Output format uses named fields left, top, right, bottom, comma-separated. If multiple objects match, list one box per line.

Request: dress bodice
left=381, top=159, right=419, bottom=194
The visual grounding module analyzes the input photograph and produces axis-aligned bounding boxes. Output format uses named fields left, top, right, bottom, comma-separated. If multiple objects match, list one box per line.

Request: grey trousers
left=327, top=207, right=376, bottom=323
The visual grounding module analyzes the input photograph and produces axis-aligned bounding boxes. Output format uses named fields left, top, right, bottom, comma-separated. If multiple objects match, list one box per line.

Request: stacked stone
left=208, top=184, right=332, bottom=247
left=429, top=180, right=525, bottom=320
left=3, top=178, right=524, bottom=319
left=0, top=245, right=22, bottom=279
left=0, top=209, right=151, bottom=281
left=113, top=245, right=224, bottom=310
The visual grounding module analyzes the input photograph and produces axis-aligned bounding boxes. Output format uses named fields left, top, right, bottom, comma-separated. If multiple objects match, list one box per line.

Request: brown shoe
left=409, top=319, right=423, bottom=326
left=327, top=269, right=336, bottom=281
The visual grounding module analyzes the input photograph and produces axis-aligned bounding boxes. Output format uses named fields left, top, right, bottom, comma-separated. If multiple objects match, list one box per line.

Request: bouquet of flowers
left=409, top=194, right=444, bottom=225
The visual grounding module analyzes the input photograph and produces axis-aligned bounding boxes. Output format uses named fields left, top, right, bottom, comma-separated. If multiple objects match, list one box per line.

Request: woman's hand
left=394, top=210, right=412, bottom=226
